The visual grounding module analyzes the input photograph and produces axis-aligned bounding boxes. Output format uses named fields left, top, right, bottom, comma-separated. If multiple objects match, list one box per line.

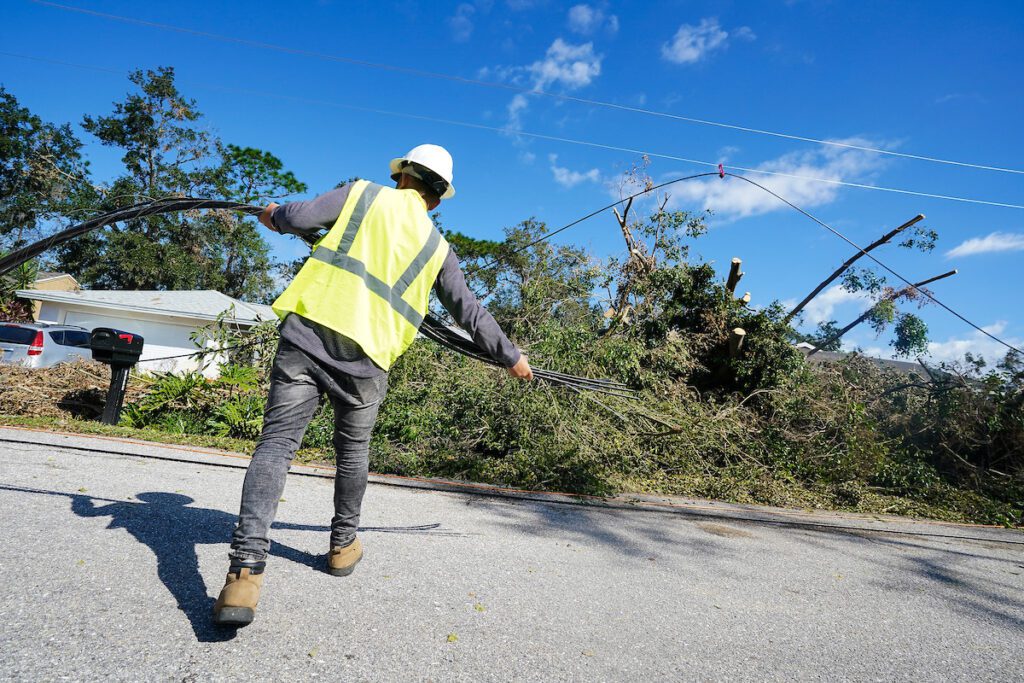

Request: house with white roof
left=15, top=288, right=277, bottom=377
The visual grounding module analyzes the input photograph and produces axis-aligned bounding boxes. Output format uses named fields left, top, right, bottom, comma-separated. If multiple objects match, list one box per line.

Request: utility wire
left=458, top=163, right=1024, bottom=358
left=465, top=172, right=720, bottom=276
left=3, top=50, right=1021, bottom=211
left=31, top=0, right=1024, bottom=176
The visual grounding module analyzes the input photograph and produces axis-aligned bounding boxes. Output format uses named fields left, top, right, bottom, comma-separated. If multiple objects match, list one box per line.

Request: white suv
left=0, top=323, right=94, bottom=368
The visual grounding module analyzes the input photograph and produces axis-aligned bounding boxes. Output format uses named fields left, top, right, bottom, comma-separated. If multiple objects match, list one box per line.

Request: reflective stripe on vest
left=271, top=180, right=449, bottom=370
left=308, top=243, right=425, bottom=328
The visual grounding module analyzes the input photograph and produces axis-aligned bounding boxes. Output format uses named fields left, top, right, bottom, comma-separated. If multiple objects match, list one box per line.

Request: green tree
left=0, top=86, right=94, bottom=251
left=0, top=258, right=37, bottom=322
left=440, top=225, right=506, bottom=298
left=891, top=312, right=928, bottom=357
left=483, top=219, right=598, bottom=343
left=205, top=144, right=307, bottom=301
left=56, top=67, right=303, bottom=301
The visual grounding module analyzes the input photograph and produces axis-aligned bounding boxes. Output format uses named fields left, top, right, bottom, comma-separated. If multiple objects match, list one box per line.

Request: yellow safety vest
left=272, top=180, right=450, bottom=370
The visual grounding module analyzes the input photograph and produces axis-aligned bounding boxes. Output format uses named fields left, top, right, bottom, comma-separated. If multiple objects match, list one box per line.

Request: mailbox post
left=90, top=328, right=145, bottom=425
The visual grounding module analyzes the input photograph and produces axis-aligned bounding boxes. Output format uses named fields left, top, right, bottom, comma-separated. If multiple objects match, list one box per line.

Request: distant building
left=15, top=289, right=276, bottom=378
left=796, top=346, right=934, bottom=378
left=26, top=272, right=81, bottom=320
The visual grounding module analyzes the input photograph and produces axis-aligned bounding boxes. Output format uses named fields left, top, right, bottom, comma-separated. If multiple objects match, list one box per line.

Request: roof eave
left=14, top=289, right=271, bottom=326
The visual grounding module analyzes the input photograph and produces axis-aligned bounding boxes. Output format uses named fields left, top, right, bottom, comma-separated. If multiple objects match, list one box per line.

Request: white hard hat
left=389, top=144, right=456, bottom=199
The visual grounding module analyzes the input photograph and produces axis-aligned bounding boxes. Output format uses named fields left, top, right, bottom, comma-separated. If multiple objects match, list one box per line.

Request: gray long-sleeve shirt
left=271, top=184, right=520, bottom=378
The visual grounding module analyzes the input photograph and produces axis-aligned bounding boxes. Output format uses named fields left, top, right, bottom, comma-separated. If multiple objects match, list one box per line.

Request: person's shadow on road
left=2, top=483, right=461, bottom=643
left=71, top=491, right=322, bottom=643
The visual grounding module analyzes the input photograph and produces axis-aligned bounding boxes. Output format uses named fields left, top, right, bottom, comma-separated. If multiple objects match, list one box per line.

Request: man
left=213, top=144, right=532, bottom=626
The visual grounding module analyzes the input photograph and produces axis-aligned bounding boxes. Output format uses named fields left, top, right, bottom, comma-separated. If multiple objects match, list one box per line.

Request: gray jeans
left=230, top=339, right=388, bottom=562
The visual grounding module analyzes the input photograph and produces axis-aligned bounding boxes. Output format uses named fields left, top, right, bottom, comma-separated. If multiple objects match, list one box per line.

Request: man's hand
left=507, top=354, right=533, bottom=380
left=259, top=202, right=280, bottom=231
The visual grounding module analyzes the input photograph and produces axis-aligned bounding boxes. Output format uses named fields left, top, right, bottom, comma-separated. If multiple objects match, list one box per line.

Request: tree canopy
left=53, top=67, right=305, bottom=302
left=0, top=86, right=94, bottom=252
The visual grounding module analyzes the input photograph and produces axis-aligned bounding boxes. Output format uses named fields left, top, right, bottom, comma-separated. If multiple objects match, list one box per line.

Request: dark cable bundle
left=417, top=314, right=637, bottom=398
left=0, top=197, right=637, bottom=398
left=0, top=197, right=262, bottom=276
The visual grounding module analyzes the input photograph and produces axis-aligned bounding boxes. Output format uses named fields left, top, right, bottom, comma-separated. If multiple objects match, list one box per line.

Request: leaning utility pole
left=806, top=269, right=957, bottom=356
left=786, top=214, right=925, bottom=324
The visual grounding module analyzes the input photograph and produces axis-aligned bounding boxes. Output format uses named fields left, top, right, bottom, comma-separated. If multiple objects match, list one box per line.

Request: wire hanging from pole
left=3, top=167, right=1019, bottom=372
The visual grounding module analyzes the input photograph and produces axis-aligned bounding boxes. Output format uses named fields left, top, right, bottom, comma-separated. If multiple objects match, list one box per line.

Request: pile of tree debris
left=0, top=359, right=144, bottom=419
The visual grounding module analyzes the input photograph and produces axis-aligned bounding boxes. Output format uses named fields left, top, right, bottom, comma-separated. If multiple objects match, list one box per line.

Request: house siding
left=29, top=275, right=80, bottom=320
left=38, top=304, right=230, bottom=377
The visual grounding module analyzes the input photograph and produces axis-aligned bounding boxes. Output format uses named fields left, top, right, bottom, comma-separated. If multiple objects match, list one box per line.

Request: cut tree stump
left=729, top=328, right=747, bottom=358
left=726, top=258, right=744, bottom=293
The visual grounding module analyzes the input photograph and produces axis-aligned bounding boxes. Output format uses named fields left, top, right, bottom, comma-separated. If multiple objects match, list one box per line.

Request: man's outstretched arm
left=259, top=186, right=354, bottom=237
left=434, top=251, right=533, bottom=380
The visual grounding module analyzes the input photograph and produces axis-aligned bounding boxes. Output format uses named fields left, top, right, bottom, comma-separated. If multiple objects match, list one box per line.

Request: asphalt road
left=1, top=427, right=1021, bottom=682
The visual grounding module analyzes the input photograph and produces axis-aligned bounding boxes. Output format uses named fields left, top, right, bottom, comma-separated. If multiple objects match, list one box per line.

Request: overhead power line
left=3, top=50, right=1022, bottom=211
left=31, top=0, right=1024, bottom=176
left=472, top=169, right=1024, bottom=357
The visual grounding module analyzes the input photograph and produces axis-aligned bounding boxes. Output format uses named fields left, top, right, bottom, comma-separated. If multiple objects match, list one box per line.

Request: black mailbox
left=90, top=327, right=145, bottom=426
left=90, top=327, right=145, bottom=366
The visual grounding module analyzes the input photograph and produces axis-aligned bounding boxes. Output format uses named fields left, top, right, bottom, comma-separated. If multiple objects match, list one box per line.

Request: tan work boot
left=327, top=537, right=363, bottom=576
left=212, top=561, right=265, bottom=626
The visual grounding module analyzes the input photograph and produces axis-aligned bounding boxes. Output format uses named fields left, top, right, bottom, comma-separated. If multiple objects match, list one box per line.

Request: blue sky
left=3, top=0, right=1023, bottom=364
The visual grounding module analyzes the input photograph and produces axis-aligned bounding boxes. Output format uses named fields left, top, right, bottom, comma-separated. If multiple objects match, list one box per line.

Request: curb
left=2, top=425, right=1021, bottom=545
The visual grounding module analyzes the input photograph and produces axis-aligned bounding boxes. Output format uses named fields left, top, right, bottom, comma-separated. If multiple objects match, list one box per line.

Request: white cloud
left=925, top=321, right=1022, bottom=365
left=983, top=321, right=1008, bottom=335
left=945, top=231, right=1024, bottom=259
left=732, top=26, right=757, bottom=41
left=448, top=3, right=476, bottom=42
left=493, top=39, right=603, bottom=130
left=667, top=138, right=888, bottom=219
left=529, top=39, right=602, bottom=90
left=567, top=4, right=618, bottom=35
left=550, top=154, right=601, bottom=188
left=661, top=18, right=755, bottom=64
left=568, top=5, right=599, bottom=33
left=507, top=93, right=530, bottom=131
left=798, top=285, right=872, bottom=325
